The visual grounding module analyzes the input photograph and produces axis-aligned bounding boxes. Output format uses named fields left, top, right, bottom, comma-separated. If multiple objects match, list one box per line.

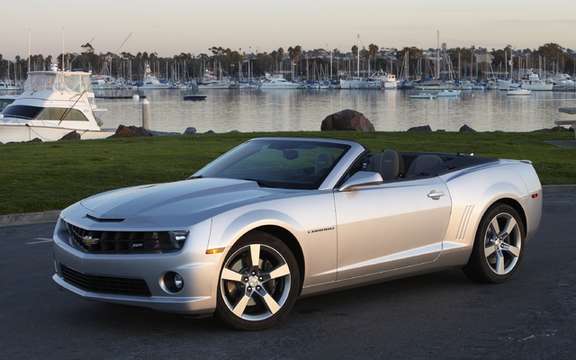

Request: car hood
left=72, top=178, right=294, bottom=228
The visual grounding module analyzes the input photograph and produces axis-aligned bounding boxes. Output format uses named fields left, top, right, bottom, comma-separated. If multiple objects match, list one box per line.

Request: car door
left=334, top=176, right=452, bottom=280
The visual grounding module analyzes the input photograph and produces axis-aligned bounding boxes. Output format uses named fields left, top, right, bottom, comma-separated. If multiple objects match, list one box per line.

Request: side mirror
left=339, top=171, right=383, bottom=192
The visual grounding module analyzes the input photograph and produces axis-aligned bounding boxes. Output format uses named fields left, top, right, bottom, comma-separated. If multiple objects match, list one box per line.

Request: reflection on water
left=96, top=90, right=576, bottom=133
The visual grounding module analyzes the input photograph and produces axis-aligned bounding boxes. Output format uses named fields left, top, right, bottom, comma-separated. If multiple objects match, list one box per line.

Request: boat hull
left=0, top=124, right=114, bottom=143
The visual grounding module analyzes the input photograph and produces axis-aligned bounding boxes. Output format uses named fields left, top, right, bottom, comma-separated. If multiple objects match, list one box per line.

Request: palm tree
left=368, top=44, right=379, bottom=73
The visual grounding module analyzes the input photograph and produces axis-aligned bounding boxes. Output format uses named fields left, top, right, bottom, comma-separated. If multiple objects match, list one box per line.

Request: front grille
left=60, top=265, right=151, bottom=297
left=65, top=222, right=184, bottom=254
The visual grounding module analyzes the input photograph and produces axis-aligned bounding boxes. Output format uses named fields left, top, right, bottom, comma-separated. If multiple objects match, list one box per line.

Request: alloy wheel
left=220, top=244, right=292, bottom=321
left=484, top=212, right=522, bottom=275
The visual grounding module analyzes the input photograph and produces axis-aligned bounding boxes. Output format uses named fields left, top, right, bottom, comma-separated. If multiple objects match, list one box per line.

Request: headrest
left=367, top=149, right=403, bottom=180
left=406, top=154, right=445, bottom=178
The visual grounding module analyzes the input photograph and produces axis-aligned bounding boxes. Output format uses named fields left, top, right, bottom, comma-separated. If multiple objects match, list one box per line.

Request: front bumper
left=52, top=273, right=212, bottom=313
left=52, top=217, right=223, bottom=314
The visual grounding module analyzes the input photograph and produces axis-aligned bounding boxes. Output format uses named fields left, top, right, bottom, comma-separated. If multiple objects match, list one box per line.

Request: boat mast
left=356, top=34, right=360, bottom=78
left=27, top=30, right=32, bottom=73
left=436, top=30, right=440, bottom=80
left=329, top=47, right=333, bottom=80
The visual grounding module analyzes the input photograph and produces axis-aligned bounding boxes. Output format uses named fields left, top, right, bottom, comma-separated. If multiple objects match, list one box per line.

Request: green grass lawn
left=0, top=131, right=574, bottom=215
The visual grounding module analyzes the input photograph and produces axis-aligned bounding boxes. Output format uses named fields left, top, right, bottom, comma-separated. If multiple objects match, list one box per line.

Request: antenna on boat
left=27, top=29, right=32, bottom=72
left=61, top=27, right=65, bottom=71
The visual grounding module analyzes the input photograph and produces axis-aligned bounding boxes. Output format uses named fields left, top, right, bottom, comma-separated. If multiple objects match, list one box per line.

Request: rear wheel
left=216, top=231, right=301, bottom=330
left=464, top=204, right=525, bottom=283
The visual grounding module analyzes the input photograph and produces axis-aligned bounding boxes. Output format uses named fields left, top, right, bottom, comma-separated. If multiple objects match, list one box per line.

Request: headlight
left=168, top=231, right=189, bottom=250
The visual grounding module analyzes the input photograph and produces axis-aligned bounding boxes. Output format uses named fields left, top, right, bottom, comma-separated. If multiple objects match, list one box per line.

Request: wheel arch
left=481, top=197, right=528, bottom=236
left=243, top=225, right=305, bottom=290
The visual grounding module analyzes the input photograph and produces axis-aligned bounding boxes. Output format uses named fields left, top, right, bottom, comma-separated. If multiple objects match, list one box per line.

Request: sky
left=1, top=0, right=575, bottom=58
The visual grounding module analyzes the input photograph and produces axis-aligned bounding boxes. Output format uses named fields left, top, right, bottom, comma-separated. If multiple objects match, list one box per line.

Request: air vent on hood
left=85, top=214, right=125, bottom=223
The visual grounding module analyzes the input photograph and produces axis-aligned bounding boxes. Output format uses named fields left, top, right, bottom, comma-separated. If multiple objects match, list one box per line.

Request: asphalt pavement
left=1, top=187, right=575, bottom=359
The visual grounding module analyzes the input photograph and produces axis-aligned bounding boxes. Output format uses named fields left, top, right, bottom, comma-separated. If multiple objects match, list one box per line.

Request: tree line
left=1, top=43, right=574, bottom=83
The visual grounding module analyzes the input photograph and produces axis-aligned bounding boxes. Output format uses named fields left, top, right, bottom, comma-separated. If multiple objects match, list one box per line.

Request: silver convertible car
left=52, top=137, right=542, bottom=330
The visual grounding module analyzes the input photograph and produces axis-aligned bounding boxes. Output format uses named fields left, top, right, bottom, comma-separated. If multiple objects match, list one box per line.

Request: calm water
left=97, top=90, right=576, bottom=133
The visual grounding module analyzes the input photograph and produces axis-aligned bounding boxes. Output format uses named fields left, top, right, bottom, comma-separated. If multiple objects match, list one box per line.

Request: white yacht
left=139, top=63, right=173, bottom=89
left=381, top=74, right=399, bottom=89
left=197, top=69, right=235, bottom=89
left=0, top=67, right=113, bottom=143
left=497, top=79, right=520, bottom=91
left=339, top=78, right=381, bottom=89
left=507, top=88, right=532, bottom=96
left=521, top=72, right=553, bottom=91
left=0, top=81, right=22, bottom=91
left=260, top=74, right=302, bottom=89
left=198, top=79, right=234, bottom=89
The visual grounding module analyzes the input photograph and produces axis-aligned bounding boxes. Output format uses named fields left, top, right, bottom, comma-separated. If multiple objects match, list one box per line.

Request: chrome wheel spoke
left=490, top=218, right=501, bottom=235
left=268, top=263, right=290, bottom=280
left=221, top=268, right=244, bottom=282
left=485, top=243, right=497, bottom=257
left=250, top=244, right=261, bottom=267
left=259, top=290, right=281, bottom=315
left=495, top=251, right=506, bottom=275
left=232, top=295, right=251, bottom=317
left=501, top=243, right=520, bottom=257
left=501, top=217, right=517, bottom=239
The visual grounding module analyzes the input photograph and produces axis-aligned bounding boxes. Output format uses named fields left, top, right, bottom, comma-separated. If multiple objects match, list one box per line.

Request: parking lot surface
left=1, top=187, right=575, bottom=359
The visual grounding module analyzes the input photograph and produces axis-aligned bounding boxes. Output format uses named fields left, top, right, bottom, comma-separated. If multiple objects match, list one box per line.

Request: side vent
left=456, top=205, right=474, bottom=240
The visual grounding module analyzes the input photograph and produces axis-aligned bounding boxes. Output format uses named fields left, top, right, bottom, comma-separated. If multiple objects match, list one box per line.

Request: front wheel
left=216, top=231, right=301, bottom=330
left=464, top=203, right=525, bottom=283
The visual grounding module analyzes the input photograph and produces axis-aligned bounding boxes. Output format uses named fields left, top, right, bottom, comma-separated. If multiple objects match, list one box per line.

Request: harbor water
left=96, top=89, right=576, bottom=133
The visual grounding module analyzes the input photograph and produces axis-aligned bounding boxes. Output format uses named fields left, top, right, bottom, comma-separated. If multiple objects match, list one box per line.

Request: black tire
left=463, top=203, right=526, bottom=283
left=216, top=231, right=301, bottom=330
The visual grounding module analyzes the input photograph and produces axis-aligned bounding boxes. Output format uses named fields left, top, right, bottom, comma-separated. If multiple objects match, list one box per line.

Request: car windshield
left=196, top=139, right=350, bottom=189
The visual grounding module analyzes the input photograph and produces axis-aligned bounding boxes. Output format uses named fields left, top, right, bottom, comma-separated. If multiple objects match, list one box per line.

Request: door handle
left=427, top=190, right=445, bottom=200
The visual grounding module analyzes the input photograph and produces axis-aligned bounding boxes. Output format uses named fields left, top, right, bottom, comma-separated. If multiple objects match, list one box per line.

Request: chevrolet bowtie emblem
left=82, top=235, right=100, bottom=246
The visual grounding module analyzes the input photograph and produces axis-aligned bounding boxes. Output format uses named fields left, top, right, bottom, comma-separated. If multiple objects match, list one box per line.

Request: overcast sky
left=1, top=0, right=575, bottom=58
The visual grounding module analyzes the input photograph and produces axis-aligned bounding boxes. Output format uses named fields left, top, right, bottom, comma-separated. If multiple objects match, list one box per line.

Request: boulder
left=407, top=125, right=432, bottom=133
left=459, top=124, right=476, bottom=133
left=59, top=131, right=81, bottom=141
left=183, top=127, right=197, bottom=135
left=109, top=125, right=153, bottom=138
left=205, top=130, right=215, bottom=134
left=321, top=109, right=375, bottom=132
left=534, top=126, right=574, bottom=133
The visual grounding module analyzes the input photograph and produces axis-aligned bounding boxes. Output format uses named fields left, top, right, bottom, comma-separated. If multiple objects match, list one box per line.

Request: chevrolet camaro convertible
left=52, top=137, right=542, bottom=330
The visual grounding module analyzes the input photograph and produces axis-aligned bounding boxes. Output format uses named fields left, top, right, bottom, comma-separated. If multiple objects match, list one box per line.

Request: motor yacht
left=507, top=89, right=532, bottom=96
left=0, top=67, right=114, bottom=143
left=260, top=74, right=302, bottom=89
left=381, top=73, right=399, bottom=89
left=138, top=63, right=174, bottom=89
left=0, top=81, right=22, bottom=91
left=339, top=78, right=381, bottom=89
left=521, top=72, right=553, bottom=91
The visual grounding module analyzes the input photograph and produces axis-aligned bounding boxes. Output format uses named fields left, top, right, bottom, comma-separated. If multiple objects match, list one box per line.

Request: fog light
left=164, top=272, right=184, bottom=293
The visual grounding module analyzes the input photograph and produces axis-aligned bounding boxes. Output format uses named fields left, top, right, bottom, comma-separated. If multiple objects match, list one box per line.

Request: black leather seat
left=405, top=154, right=446, bottom=178
left=367, top=149, right=404, bottom=180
